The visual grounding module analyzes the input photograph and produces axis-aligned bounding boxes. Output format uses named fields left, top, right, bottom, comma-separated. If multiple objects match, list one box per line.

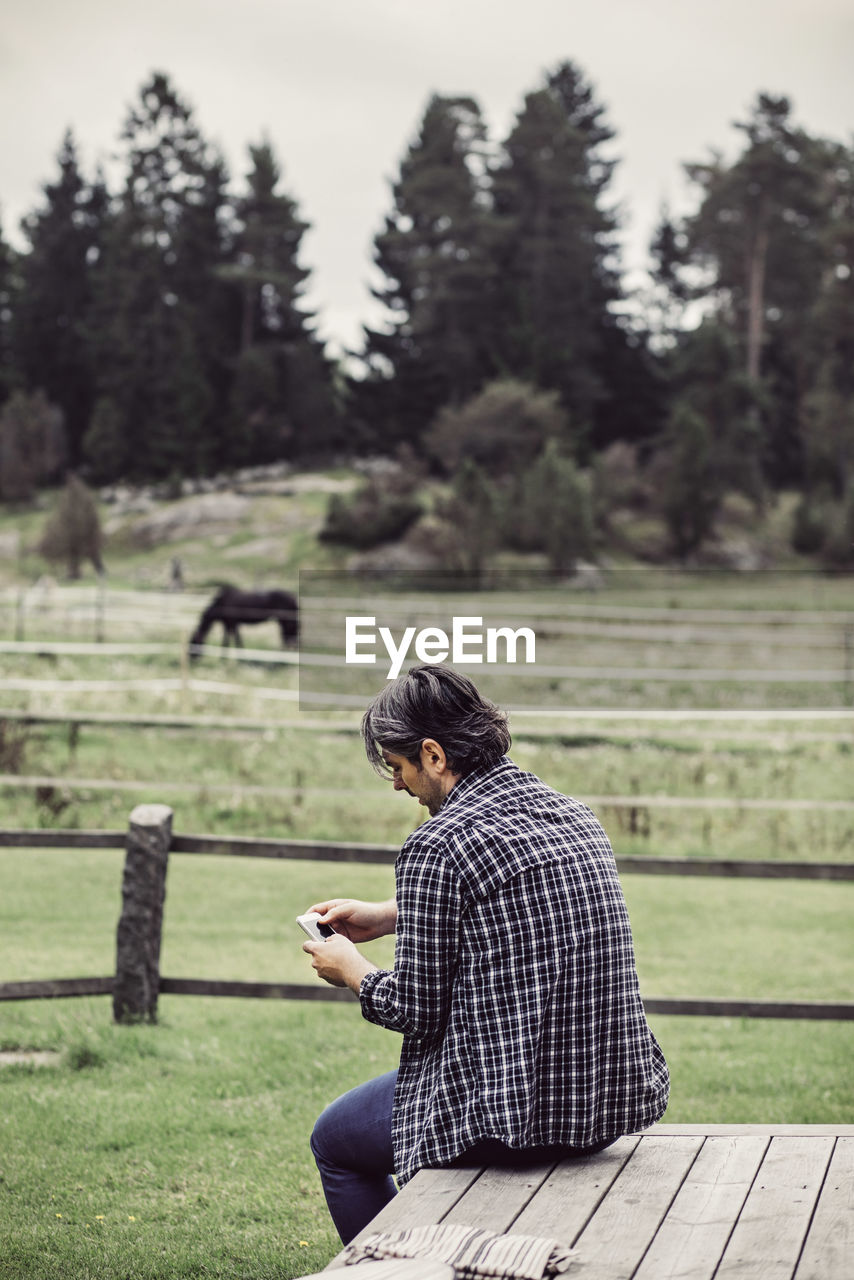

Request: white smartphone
left=297, top=911, right=335, bottom=943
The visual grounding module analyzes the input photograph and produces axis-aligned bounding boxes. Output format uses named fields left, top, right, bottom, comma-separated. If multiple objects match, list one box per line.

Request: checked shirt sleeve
left=359, top=837, right=462, bottom=1043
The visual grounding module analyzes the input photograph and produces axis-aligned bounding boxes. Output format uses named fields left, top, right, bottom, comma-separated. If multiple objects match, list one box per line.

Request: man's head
left=361, top=665, right=511, bottom=812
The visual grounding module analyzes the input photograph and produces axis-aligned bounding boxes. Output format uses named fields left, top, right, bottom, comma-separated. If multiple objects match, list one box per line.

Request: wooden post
left=113, top=804, right=172, bottom=1024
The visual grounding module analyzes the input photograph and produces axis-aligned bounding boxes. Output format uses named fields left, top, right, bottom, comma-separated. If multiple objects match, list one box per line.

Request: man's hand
left=308, top=897, right=397, bottom=943
left=302, top=932, right=378, bottom=994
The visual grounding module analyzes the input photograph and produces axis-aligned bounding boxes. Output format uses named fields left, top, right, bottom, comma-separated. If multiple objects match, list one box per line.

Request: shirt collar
left=442, top=756, right=515, bottom=810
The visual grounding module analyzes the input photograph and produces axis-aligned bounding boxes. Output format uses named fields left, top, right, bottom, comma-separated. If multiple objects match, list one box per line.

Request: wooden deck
left=326, top=1125, right=853, bottom=1279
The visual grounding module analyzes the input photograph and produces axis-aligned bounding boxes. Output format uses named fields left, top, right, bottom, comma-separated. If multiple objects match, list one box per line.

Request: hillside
left=0, top=463, right=829, bottom=596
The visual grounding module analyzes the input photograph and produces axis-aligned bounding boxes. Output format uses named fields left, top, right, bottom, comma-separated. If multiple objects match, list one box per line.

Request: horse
left=188, top=585, right=298, bottom=659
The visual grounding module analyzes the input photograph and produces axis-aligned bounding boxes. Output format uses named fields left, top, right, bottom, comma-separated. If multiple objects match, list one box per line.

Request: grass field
left=1, top=848, right=852, bottom=1279
left=1, top=482, right=852, bottom=1278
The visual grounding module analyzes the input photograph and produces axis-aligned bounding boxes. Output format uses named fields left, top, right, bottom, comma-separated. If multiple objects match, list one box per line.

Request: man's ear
left=420, top=738, right=448, bottom=773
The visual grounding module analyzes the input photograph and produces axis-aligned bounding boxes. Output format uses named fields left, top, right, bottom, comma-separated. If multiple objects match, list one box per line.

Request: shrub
left=791, top=489, right=832, bottom=556
left=427, top=379, right=570, bottom=477
left=319, top=480, right=422, bottom=549
left=508, top=442, right=595, bottom=574
left=38, top=474, right=104, bottom=579
left=820, top=482, right=854, bottom=566
left=432, top=459, right=501, bottom=577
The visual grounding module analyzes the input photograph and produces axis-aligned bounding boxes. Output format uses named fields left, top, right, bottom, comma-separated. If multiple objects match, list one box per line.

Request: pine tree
left=663, top=320, right=765, bottom=505
left=513, top=440, right=595, bottom=574
left=223, top=141, right=339, bottom=465
left=660, top=401, right=720, bottom=557
left=435, top=458, right=500, bottom=578
left=89, top=73, right=229, bottom=482
left=0, top=216, right=15, bottom=408
left=352, top=95, right=499, bottom=449
left=12, top=131, right=107, bottom=466
left=0, top=390, right=67, bottom=501
left=799, top=143, right=854, bottom=497
left=492, top=63, right=624, bottom=453
left=670, top=95, right=844, bottom=485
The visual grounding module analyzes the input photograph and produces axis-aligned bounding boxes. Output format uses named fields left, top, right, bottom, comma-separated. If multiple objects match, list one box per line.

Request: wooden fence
left=1, top=807, right=852, bottom=1024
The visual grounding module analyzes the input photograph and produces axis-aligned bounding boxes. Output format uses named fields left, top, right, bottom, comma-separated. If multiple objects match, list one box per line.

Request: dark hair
left=361, top=664, right=511, bottom=778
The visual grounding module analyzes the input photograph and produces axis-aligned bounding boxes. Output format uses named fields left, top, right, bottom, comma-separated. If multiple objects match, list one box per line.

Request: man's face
left=382, top=747, right=447, bottom=817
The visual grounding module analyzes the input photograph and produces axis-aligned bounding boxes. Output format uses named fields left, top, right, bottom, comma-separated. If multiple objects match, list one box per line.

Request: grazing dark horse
left=188, top=585, right=298, bottom=659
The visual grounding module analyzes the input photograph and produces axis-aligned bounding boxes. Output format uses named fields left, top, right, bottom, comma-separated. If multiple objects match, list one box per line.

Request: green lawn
left=1, top=559, right=852, bottom=1277
left=1, top=845, right=851, bottom=1278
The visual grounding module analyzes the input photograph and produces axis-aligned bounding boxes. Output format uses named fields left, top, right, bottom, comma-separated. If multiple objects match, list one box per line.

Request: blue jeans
left=310, top=1068, right=616, bottom=1244
left=310, top=1069, right=399, bottom=1245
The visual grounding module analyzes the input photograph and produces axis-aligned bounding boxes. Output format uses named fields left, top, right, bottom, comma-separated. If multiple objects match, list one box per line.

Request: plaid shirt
left=359, top=757, right=669, bottom=1186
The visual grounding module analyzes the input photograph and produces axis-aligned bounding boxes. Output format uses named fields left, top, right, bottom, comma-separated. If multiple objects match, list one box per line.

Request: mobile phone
left=297, top=911, right=335, bottom=942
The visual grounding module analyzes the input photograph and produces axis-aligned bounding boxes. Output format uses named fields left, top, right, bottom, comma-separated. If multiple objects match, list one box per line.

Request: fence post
left=113, top=803, right=172, bottom=1024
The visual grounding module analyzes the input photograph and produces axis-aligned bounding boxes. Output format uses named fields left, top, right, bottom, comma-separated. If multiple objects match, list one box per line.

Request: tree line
left=0, top=64, right=852, bottom=561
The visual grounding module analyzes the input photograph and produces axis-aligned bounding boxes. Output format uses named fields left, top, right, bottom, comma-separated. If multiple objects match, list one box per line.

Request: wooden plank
left=510, top=1137, right=640, bottom=1243
left=0, top=977, right=113, bottom=1000
left=0, top=829, right=125, bottom=849
left=646, top=1125, right=854, bottom=1137
left=633, top=1135, right=769, bottom=1280
left=440, top=1161, right=557, bottom=1233
left=614, top=858, right=854, bottom=882
left=0, top=707, right=358, bottom=734
left=309, top=1260, right=454, bottom=1279
left=170, top=834, right=399, bottom=865
left=715, top=1134, right=835, bottom=1280
left=4, top=827, right=850, bottom=886
left=794, top=1137, right=854, bottom=1280
left=549, top=1134, right=704, bottom=1278
left=642, top=998, right=854, bottom=1021
left=325, top=1166, right=483, bottom=1269
left=158, top=978, right=353, bottom=1003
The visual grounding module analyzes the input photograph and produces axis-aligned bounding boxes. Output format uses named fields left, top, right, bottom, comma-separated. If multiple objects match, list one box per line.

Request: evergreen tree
left=492, top=62, right=624, bottom=453
left=799, top=143, right=854, bottom=497
left=0, top=215, right=17, bottom=408
left=663, top=320, right=765, bottom=505
left=681, top=96, right=828, bottom=380
left=435, top=458, right=500, bottom=577
left=659, top=401, right=720, bottom=557
left=670, top=95, right=844, bottom=484
left=89, top=73, right=229, bottom=482
left=223, top=141, right=339, bottom=465
left=351, top=95, right=499, bottom=449
left=654, top=320, right=765, bottom=555
left=12, top=131, right=107, bottom=466
left=0, top=390, right=67, bottom=501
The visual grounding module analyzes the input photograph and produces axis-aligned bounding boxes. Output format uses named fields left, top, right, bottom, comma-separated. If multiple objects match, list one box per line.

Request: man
left=303, top=664, right=669, bottom=1244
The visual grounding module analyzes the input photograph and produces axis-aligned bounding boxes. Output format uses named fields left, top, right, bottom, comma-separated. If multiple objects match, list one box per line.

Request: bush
left=820, top=482, right=854, bottom=566
left=432, top=459, right=501, bottom=577
left=319, top=480, right=422, bottom=550
left=38, top=474, right=104, bottom=579
left=791, top=489, right=832, bottom=556
left=508, top=442, right=595, bottom=574
left=427, top=379, right=570, bottom=477
left=592, top=442, right=652, bottom=526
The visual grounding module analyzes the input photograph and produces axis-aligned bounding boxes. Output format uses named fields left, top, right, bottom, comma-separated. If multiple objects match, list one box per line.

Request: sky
left=2, top=0, right=853, bottom=359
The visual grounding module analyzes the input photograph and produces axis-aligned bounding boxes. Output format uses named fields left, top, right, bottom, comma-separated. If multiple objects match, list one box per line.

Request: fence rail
left=2, top=827, right=852, bottom=878
left=3, top=774, right=854, bottom=814
left=1, top=812, right=852, bottom=1022
left=0, top=975, right=848, bottom=1022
